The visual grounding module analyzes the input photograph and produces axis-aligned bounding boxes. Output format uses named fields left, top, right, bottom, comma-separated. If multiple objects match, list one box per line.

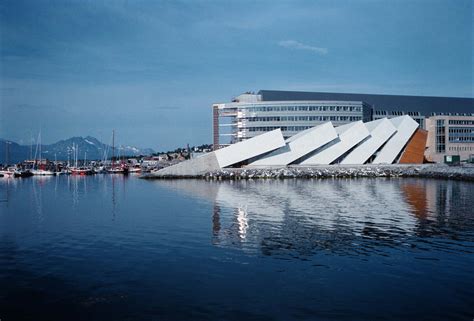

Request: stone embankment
left=142, top=164, right=474, bottom=181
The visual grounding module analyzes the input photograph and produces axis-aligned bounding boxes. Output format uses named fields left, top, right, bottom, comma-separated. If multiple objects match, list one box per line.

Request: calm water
left=0, top=175, right=473, bottom=321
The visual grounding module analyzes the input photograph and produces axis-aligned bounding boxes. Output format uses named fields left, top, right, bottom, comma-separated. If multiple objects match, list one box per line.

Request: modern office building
left=213, top=90, right=473, bottom=150
left=425, top=113, right=474, bottom=163
left=257, top=90, right=473, bottom=114
left=213, top=93, right=371, bottom=146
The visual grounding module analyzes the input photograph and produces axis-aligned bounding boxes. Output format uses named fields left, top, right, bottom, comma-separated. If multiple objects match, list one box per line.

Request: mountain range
left=0, top=136, right=155, bottom=164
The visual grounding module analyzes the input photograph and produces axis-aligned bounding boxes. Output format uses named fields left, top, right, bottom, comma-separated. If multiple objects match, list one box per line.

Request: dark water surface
left=0, top=176, right=473, bottom=321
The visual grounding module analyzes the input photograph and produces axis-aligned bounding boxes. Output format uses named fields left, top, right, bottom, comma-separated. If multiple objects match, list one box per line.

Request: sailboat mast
left=34, top=132, right=40, bottom=166
left=39, top=131, right=42, bottom=164
left=74, top=143, right=78, bottom=168
left=112, top=129, right=115, bottom=168
left=30, top=134, right=33, bottom=160
left=4, top=141, right=8, bottom=166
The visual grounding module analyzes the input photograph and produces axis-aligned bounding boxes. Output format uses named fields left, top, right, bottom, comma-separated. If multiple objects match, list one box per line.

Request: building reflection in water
left=157, top=178, right=474, bottom=258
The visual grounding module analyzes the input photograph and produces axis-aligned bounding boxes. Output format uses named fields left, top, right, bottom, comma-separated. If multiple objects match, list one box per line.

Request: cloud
left=278, top=40, right=328, bottom=55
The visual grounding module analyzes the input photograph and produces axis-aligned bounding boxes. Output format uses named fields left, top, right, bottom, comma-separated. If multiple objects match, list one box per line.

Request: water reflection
left=1, top=175, right=130, bottom=222
left=158, top=178, right=474, bottom=258
left=0, top=176, right=473, bottom=320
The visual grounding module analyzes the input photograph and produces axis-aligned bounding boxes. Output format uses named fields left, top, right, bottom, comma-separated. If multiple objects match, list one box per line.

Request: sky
left=0, top=0, right=472, bottom=150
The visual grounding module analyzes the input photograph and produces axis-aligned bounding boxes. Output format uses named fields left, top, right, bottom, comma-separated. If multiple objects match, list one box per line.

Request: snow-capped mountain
left=0, top=136, right=155, bottom=164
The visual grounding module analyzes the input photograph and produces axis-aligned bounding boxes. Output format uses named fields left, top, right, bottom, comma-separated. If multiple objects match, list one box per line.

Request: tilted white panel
left=372, top=115, right=419, bottom=164
left=300, top=121, right=370, bottom=165
left=340, top=118, right=397, bottom=165
left=214, top=129, right=285, bottom=168
left=249, top=122, right=338, bottom=166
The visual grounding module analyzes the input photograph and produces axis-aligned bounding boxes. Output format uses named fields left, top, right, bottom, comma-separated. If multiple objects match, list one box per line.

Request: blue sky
left=1, top=0, right=472, bottom=150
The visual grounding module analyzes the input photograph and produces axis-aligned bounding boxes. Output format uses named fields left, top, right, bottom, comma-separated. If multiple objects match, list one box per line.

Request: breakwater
left=142, top=164, right=474, bottom=181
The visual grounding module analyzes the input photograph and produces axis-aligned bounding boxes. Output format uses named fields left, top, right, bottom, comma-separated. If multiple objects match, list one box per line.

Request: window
left=436, top=119, right=446, bottom=153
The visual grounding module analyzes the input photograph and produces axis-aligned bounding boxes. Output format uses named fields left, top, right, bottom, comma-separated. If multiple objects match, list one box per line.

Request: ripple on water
left=0, top=176, right=473, bottom=320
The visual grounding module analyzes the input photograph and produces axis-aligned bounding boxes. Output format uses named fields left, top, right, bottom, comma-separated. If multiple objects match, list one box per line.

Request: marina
left=1, top=131, right=144, bottom=177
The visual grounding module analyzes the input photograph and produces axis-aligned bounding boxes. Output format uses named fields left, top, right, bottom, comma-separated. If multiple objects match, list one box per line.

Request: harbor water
left=0, top=175, right=473, bottom=320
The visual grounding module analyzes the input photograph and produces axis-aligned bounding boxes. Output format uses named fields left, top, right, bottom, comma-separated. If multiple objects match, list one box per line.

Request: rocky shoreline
left=142, top=164, right=474, bottom=181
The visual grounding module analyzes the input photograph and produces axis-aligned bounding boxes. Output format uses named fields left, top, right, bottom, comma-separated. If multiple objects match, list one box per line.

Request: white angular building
left=340, top=118, right=398, bottom=165
left=149, top=115, right=426, bottom=177
left=249, top=122, right=338, bottom=166
left=300, top=121, right=370, bottom=165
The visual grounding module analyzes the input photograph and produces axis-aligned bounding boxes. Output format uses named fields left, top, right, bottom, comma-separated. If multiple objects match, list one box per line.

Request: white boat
left=94, top=166, right=107, bottom=173
left=106, top=166, right=128, bottom=174
left=128, top=166, right=141, bottom=173
left=30, top=132, right=55, bottom=176
left=0, top=170, right=14, bottom=178
left=31, top=169, right=56, bottom=176
left=70, top=167, right=94, bottom=175
left=0, top=167, right=31, bottom=178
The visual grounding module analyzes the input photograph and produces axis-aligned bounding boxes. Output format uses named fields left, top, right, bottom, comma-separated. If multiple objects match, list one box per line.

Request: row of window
left=448, top=128, right=474, bottom=134
left=448, top=120, right=474, bottom=125
left=447, top=127, right=474, bottom=143
left=448, top=146, right=474, bottom=151
left=247, top=116, right=362, bottom=122
left=243, top=106, right=363, bottom=113
left=448, top=137, right=474, bottom=142
left=248, top=126, right=313, bottom=132
left=374, top=111, right=422, bottom=116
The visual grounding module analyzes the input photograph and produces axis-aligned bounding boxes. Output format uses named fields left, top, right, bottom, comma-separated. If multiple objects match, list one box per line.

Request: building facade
left=212, top=90, right=474, bottom=163
left=214, top=93, right=371, bottom=147
left=425, top=113, right=474, bottom=163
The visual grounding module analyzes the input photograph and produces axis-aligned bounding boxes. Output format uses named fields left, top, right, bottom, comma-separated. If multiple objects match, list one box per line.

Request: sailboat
left=0, top=141, right=14, bottom=178
left=106, top=130, right=128, bottom=174
left=0, top=141, right=34, bottom=177
left=94, top=134, right=111, bottom=173
left=31, top=132, right=56, bottom=176
left=70, top=144, right=94, bottom=175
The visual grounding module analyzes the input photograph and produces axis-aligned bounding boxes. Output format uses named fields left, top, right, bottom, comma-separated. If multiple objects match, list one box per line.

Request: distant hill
left=0, top=136, right=155, bottom=164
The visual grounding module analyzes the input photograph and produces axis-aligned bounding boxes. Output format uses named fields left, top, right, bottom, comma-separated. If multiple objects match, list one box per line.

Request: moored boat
left=70, top=167, right=94, bottom=176
left=0, top=168, right=34, bottom=178
left=18, top=169, right=34, bottom=177
left=31, top=169, right=56, bottom=176
left=128, top=166, right=141, bottom=173
left=0, top=170, right=14, bottom=178
left=106, top=166, right=129, bottom=174
left=106, top=129, right=129, bottom=174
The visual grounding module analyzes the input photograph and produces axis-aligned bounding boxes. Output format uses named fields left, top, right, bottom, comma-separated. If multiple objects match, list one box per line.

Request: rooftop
left=257, top=90, right=474, bottom=116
